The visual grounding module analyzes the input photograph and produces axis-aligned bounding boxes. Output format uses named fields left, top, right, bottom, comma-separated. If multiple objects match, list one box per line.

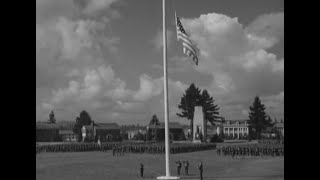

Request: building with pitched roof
left=36, top=122, right=60, bottom=142
left=274, top=122, right=284, bottom=137
left=82, top=121, right=121, bottom=142
left=146, top=122, right=185, bottom=141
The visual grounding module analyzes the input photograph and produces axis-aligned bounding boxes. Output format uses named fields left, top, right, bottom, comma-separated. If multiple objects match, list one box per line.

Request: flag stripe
left=182, top=42, right=196, bottom=55
left=175, top=15, right=198, bottom=65
left=177, top=34, right=193, bottom=47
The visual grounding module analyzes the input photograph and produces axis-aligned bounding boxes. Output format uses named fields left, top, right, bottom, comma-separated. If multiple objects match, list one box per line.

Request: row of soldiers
left=216, top=144, right=284, bottom=157
left=36, top=142, right=216, bottom=155
left=110, top=143, right=216, bottom=154
left=36, top=143, right=106, bottom=154
left=258, top=139, right=284, bottom=145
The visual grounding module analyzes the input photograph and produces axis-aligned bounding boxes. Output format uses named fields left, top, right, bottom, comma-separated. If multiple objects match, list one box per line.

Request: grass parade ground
left=36, top=143, right=284, bottom=180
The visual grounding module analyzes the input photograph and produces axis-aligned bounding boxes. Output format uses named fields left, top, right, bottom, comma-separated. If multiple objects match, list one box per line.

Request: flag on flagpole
left=175, top=13, right=199, bottom=65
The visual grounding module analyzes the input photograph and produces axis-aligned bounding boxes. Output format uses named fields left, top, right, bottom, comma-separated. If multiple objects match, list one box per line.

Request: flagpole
left=163, top=0, right=170, bottom=177
left=157, top=0, right=179, bottom=179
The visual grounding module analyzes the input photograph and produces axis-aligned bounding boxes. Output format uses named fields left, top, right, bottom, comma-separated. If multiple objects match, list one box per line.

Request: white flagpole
left=158, top=0, right=179, bottom=179
left=163, top=0, right=170, bottom=177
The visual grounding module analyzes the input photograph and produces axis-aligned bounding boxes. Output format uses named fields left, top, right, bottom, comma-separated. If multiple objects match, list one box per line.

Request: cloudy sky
left=36, top=0, right=284, bottom=125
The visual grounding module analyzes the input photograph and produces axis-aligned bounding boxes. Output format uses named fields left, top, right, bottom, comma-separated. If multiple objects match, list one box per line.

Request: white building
left=222, top=120, right=249, bottom=139
left=274, top=122, right=284, bottom=137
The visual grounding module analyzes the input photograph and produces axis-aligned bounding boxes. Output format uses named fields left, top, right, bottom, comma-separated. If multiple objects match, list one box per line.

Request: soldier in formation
left=175, top=160, right=182, bottom=176
left=183, top=160, right=189, bottom=175
left=140, top=162, right=144, bottom=178
left=197, top=161, right=203, bottom=180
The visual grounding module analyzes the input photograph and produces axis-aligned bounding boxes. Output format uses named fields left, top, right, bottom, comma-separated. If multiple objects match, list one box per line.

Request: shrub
left=210, top=134, right=224, bottom=143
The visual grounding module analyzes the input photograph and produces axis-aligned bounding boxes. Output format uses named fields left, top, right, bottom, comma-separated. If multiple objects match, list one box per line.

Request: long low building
left=36, top=123, right=60, bottom=142
left=82, top=121, right=121, bottom=142
left=146, top=122, right=186, bottom=141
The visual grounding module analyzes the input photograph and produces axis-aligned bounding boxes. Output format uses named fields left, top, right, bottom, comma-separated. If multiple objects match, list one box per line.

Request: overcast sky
left=36, top=0, right=284, bottom=125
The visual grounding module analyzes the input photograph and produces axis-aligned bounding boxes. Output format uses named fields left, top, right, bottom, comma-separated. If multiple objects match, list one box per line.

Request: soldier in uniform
left=140, top=162, right=144, bottom=178
left=197, top=161, right=203, bottom=180
left=175, top=160, right=182, bottom=176
left=183, top=160, right=189, bottom=175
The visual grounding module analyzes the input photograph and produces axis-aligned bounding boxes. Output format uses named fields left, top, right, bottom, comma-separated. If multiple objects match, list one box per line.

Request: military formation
left=36, top=142, right=216, bottom=154
left=216, top=143, right=284, bottom=157
left=258, top=139, right=284, bottom=145
left=110, top=143, right=216, bottom=154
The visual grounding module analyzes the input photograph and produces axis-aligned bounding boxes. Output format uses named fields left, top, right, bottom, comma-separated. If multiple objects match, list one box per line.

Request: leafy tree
left=177, top=83, right=202, bottom=138
left=248, top=96, right=272, bottom=139
left=149, top=114, right=160, bottom=125
left=73, top=110, right=93, bottom=142
left=149, top=114, right=160, bottom=141
left=48, top=110, right=56, bottom=124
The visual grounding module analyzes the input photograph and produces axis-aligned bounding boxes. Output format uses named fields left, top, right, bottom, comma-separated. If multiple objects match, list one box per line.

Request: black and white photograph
left=36, top=0, right=284, bottom=179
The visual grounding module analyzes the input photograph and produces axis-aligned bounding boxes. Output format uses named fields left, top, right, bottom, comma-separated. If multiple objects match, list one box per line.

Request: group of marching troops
left=110, top=143, right=216, bottom=154
left=258, top=139, right=284, bottom=145
left=36, top=142, right=216, bottom=155
left=36, top=143, right=109, bottom=154
left=216, top=144, right=284, bottom=157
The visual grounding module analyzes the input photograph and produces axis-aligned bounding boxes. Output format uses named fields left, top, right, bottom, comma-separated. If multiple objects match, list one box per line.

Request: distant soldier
left=140, top=162, right=144, bottom=178
left=112, top=147, right=115, bottom=156
left=197, top=161, right=203, bottom=180
left=176, top=161, right=182, bottom=176
left=183, top=160, right=189, bottom=175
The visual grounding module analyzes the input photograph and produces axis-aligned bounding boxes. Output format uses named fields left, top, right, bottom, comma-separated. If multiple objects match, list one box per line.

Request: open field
left=36, top=148, right=284, bottom=180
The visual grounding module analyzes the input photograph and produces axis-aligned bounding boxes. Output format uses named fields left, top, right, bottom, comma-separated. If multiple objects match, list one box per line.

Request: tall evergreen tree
left=200, top=90, right=220, bottom=125
left=48, top=110, right=56, bottom=124
left=177, top=83, right=202, bottom=137
left=248, top=96, right=271, bottom=139
left=199, top=89, right=220, bottom=141
left=73, top=110, right=93, bottom=141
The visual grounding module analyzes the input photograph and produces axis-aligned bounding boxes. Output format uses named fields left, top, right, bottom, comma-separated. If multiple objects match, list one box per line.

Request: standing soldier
left=183, top=160, right=189, bottom=175
left=112, top=147, right=115, bottom=156
left=175, top=161, right=182, bottom=176
left=140, top=162, right=144, bottom=178
left=197, top=161, right=203, bottom=180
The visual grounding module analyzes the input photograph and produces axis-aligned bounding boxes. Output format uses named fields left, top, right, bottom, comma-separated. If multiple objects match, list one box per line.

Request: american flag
left=176, top=15, right=198, bottom=65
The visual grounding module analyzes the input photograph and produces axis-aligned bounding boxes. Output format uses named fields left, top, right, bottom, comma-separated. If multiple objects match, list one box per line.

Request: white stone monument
left=193, top=106, right=205, bottom=143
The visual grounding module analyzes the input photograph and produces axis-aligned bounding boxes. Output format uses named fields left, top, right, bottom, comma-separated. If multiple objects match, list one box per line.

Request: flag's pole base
left=156, top=176, right=180, bottom=180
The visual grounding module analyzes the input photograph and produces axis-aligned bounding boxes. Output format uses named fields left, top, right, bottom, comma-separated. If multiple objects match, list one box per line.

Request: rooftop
left=59, top=130, right=75, bottom=135
left=84, top=122, right=120, bottom=130
left=148, top=122, right=183, bottom=129
left=223, top=120, right=249, bottom=126
left=36, top=123, right=59, bottom=129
